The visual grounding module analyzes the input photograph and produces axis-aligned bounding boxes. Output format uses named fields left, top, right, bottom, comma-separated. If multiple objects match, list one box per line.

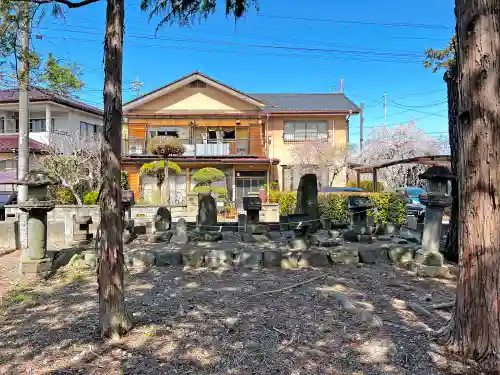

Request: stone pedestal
left=417, top=166, right=455, bottom=276
left=241, top=194, right=268, bottom=242
left=286, top=213, right=312, bottom=250
left=19, top=201, right=55, bottom=276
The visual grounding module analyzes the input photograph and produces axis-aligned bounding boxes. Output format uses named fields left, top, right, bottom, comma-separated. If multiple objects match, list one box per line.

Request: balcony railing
left=123, top=137, right=264, bottom=157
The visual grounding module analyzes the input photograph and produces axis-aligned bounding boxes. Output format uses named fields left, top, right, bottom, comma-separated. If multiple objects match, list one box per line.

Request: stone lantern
left=342, top=196, right=374, bottom=243
left=16, top=170, right=56, bottom=276
left=417, top=165, right=454, bottom=268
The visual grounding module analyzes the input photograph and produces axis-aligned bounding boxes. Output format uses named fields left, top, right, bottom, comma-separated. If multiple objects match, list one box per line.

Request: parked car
left=0, top=191, right=17, bottom=221
left=395, top=186, right=426, bottom=205
left=405, top=197, right=425, bottom=223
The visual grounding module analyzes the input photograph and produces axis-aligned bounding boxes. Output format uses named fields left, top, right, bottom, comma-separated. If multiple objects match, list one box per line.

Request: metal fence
left=123, top=137, right=263, bottom=157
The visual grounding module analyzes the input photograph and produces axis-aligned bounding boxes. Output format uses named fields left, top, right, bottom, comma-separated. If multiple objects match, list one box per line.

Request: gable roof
left=123, top=71, right=265, bottom=112
left=252, top=93, right=360, bottom=113
left=0, top=87, right=103, bottom=116
left=123, top=71, right=360, bottom=114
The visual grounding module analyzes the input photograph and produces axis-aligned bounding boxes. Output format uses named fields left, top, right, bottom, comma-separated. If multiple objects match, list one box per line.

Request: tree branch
left=13, top=0, right=100, bottom=9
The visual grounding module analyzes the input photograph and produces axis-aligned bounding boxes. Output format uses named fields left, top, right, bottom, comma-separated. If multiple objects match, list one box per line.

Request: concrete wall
left=1, top=203, right=279, bottom=250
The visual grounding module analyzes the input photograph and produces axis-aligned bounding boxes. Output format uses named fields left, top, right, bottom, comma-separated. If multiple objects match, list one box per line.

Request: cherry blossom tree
left=290, top=142, right=353, bottom=188
left=357, top=122, right=448, bottom=189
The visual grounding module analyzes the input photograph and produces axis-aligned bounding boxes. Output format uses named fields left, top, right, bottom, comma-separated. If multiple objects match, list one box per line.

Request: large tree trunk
left=443, top=62, right=459, bottom=263
left=97, top=0, right=131, bottom=339
left=438, top=0, right=500, bottom=371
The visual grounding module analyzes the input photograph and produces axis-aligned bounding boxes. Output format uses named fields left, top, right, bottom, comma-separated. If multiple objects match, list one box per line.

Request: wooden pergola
left=349, top=155, right=451, bottom=192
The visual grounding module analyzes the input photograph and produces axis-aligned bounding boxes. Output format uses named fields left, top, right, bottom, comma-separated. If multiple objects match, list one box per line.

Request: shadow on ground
left=0, top=260, right=473, bottom=375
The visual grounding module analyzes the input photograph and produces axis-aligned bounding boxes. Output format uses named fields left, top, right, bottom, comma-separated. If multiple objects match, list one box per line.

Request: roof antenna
left=340, top=76, right=344, bottom=93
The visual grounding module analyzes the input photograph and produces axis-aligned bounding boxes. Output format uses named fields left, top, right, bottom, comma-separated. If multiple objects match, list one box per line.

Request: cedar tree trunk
left=97, top=0, right=131, bottom=339
left=443, top=62, right=459, bottom=263
left=438, top=0, right=500, bottom=371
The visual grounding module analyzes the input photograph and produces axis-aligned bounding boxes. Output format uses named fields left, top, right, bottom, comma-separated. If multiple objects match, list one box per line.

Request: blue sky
left=30, top=0, right=455, bottom=144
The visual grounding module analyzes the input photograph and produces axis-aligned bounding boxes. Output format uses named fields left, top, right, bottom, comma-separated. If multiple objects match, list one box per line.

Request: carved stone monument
left=295, top=174, right=320, bottom=233
left=196, top=194, right=222, bottom=241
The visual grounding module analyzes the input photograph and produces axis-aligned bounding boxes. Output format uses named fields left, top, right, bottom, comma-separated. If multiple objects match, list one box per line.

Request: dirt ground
left=0, top=254, right=475, bottom=375
left=0, top=251, right=21, bottom=300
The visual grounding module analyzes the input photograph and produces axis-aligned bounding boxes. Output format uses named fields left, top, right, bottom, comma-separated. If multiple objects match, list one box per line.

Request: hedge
left=83, top=191, right=100, bottom=205
left=268, top=191, right=406, bottom=225
left=346, top=180, right=385, bottom=192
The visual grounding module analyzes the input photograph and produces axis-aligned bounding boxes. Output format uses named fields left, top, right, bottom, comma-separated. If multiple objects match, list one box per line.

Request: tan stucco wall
left=128, top=85, right=261, bottom=114
left=267, top=115, right=348, bottom=189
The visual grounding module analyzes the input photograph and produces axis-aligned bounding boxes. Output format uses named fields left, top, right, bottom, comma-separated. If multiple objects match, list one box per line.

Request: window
left=0, top=118, right=4, bottom=133
left=149, top=129, right=179, bottom=138
left=29, top=119, right=54, bottom=132
left=79, top=121, right=101, bottom=137
left=283, top=120, right=328, bottom=142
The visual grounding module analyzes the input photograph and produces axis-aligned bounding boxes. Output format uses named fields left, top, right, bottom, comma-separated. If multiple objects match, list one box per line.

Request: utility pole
left=130, top=75, right=144, bottom=97
left=383, top=92, right=387, bottom=126
left=359, top=103, right=364, bottom=153
left=17, top=2, right=30, bottom=249
left=339, top=76, right=344, bottom=93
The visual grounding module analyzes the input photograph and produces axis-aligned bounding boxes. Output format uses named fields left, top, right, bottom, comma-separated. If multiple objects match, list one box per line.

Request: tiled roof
left=250, top=93, right=360, bottom=113
left=0, top=87, right=103, bottom=116
left=0, top=135, right=45, bottom=152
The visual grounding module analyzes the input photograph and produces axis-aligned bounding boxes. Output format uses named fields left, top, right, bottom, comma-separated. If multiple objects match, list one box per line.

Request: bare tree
left=290, top=142, right=352, bottom=188
left=37, top=134, right=102, bottom=205
left=357, top=122, right=448, bottom=189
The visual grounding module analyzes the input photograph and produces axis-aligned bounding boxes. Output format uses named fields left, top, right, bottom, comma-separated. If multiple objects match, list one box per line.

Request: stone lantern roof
left=418, top=166, right=455, bottom=182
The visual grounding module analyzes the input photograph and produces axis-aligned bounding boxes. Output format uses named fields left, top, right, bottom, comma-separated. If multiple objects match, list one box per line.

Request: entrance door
left=235, top=170, right=267, bottom=213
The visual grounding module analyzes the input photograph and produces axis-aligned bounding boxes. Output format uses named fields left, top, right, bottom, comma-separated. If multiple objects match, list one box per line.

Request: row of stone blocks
left=122, top=248, right=360, bottom=269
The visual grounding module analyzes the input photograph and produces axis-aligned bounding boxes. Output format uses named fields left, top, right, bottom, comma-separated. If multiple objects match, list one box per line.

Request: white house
left=0, top=87, right=103, bottom=153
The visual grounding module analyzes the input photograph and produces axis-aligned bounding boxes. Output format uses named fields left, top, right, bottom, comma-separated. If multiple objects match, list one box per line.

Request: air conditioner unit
left=129, top=145, right=143, bottom=155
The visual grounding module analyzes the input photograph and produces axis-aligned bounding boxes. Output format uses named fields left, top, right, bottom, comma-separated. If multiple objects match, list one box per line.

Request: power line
left=34, top=25, right=428, bottom=60
left=256, top=14, right=451, bottom=30
left=36, top=35, right=427, bottom=65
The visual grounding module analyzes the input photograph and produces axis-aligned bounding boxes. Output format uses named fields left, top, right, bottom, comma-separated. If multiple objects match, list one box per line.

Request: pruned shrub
left=139, top=160, right=181, bottom=185
left=147, top=136, right=185, bottom=157
left=192, top=167, right=225, bottom=185
left=346, top=179, right=385, bottom=192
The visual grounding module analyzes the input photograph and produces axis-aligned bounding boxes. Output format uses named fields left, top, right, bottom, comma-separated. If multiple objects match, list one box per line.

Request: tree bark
left=443, top=62, right=459, bottom=263
left=438, top=1, right=500, bottom=371
left=163, top=158, right=169, bottom=204
left=97, top=0, right=131, bottom=339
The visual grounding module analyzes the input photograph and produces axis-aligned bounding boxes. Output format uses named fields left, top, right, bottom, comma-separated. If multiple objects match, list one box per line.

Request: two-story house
left=122, top=72, right=359, bottom=209
left=0, top=87, right=104, bottom=157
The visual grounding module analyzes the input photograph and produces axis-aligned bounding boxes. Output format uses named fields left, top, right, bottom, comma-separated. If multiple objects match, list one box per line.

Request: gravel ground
left=0, top=250, right=475, bottom=375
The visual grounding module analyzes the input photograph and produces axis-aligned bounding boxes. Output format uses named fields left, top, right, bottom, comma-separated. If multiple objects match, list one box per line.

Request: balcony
left=123, top=137, right=264, bottom=157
